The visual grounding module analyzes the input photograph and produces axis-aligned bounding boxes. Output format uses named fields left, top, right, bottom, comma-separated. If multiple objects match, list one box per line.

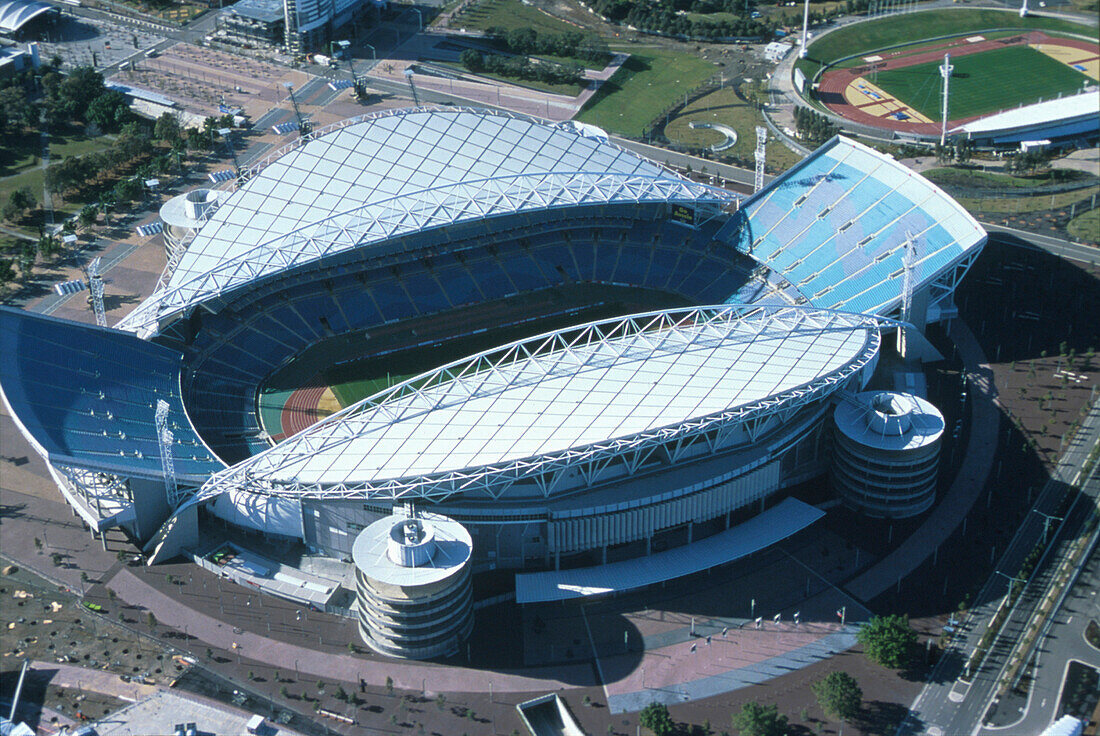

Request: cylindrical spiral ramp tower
left=158, top=189, right=226, bottom=262
left=831, top=391, right=944, bottom=518
left=351, top=510, right=473, bottom=659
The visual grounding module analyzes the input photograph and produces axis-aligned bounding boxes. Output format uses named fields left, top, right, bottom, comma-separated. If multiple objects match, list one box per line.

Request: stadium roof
left=0, top=0, right=52, bottom=33
left=0, top=307, right=224, bottom=480
left=202, top=306, right=887, bottom=502
left=120, top=108, right=736, bottom=336
left=727, top=136, right=985, bottom=316
left=950, top=89, right=1099, bottom=135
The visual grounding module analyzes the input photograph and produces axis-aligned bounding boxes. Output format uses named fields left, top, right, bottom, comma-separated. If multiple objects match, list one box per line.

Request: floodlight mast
left=897, top=230, right=917, bottom=357
left=754, top=126, right=767, bottom=193
left=283, top=82, right=311, bottom=136
left=799, top=0, right=810, bottom=58
left=85, top=257, right=106, bottom=327
left=155, top=399, right=180, bottom=507
left=218, top=127, right=242, bottom=176
left=939, top=53, right=953, bottom=147
left=404, top=68, right=420, bottom=106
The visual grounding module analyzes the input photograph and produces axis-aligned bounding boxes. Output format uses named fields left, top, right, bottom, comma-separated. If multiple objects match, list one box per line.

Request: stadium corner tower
left=1, top=109, right=986, bottom=591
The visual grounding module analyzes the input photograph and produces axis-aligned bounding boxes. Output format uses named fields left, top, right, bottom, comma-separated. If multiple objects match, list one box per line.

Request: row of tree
left=588, top=0, right=773, bottom=40
left=794, top=106, right=838, bottom=144
left=459, top=49, right=585, bottom=87
left=484, top=26, right=610, bottom=65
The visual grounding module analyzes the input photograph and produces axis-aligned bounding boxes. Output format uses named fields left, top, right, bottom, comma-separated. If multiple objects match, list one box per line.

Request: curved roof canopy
left=0, top=0, right=52, bottom=33
left=728, top=136, right=985, bottom=316
left=121, top=108, right=735, bottom=335
left=204, top=306, right=888, bottom=503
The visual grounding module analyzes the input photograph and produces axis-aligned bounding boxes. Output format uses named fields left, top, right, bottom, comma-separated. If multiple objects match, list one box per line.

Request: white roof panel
left=204, top=306, right=887, bottom=501
left=120, top=108, right=734, bottom=335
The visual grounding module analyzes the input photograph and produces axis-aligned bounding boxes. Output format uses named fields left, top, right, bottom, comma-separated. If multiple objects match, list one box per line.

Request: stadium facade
left=1, top=108, right=986, bottom=609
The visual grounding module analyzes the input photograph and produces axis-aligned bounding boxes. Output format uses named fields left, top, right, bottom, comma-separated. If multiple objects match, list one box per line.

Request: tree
left=154, top=111, right=181, bottom=144
left=856, top=614, right=917, bottom=668
left=86, top=90, right=131, bottom=133
left=147, top=611, right=158, bottom=629
left=0, top=259, right=14, bottom=287
left=811, top=671, right=862, bottom=721
left=731, top=702, right=788, bottom=736
left=639, top=702, right=674, bottom=736
left=335, top=684, right=348, bottom=702
left=57, top=66, right=107, bottom=121
left=3, top=187, right=36, bottom=222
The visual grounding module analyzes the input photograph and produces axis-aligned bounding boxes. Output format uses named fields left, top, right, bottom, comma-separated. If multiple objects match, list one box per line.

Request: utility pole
left=939, top=53, right=953, bottom=147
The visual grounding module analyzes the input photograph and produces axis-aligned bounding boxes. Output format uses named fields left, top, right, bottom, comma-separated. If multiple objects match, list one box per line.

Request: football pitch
left=870, top=45, right=1091, bottom=122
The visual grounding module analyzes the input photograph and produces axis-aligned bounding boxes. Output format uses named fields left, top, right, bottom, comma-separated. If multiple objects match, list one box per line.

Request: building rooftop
left=950, top=89, right=1098, bottom=135
left=224, top=0, right=284, bottom=24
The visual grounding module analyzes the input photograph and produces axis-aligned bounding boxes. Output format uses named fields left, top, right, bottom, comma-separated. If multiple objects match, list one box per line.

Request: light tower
left=404, top=67, right=420, bottom=107
left=754, top=126, right=767, bottom=193
left=800, top=0, right=810, bottom=58
left=85, top=256, right=106, bottom=327
left=1019, top=0, right=1029, bottom=17
left=155, top=399, right=180, bottom=507
left=939, top=53, right=953, bottom=147
left=283, top=82, right=311, bottom=136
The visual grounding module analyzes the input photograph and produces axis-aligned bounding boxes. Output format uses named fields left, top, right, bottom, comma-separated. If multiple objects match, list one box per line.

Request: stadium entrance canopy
left=0, top=0, right=53, bottom=34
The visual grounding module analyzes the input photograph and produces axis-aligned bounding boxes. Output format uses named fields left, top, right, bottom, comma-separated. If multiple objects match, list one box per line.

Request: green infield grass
left=870, top=44, right=1091, bottom=121
left=795, top=8, right=1090, bottom=80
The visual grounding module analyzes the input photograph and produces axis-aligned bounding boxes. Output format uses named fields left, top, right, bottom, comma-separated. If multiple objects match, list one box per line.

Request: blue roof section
left=0, top=307, right=225, bottom=480
left=724, top=136, right=985, bottom=316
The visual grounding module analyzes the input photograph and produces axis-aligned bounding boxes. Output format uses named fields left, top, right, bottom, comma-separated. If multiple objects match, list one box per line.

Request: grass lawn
left=576, top=48, right=716, bottom=138
left=664, top=86, right=803, bottom=172
left=923, top=167, right=1092, bottom=189
left=871, top=45, right=1090, bottom=121
left=959, top=184, right=1099, bottom=215
left=796, top=9, right=1091, bottom=80
left=1067, top=206, right=1099, bottom=244
left=454, top=0, right=582, bottom=35
left=0, top=131, right=117, bottom=232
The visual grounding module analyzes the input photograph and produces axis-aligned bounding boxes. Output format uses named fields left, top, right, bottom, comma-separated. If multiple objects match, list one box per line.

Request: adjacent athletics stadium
left=796, top=9, right=1099, bottom=146
left=1, top=108, right=986, bottom=654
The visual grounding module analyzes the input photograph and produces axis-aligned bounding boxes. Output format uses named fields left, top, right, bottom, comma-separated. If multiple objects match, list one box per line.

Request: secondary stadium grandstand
left=1, top=108, right=985, bottom=621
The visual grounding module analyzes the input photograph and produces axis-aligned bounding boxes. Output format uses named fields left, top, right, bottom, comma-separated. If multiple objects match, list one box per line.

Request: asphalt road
left=981, top=531, right=1100, bottom=736
left=897, top=405, right=1100, bottom=736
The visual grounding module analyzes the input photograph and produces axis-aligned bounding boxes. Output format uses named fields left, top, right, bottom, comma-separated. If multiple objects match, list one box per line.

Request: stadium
left=1, top=108, right=985, bottom=653
left=797, top=10, right=1099, bottom=147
